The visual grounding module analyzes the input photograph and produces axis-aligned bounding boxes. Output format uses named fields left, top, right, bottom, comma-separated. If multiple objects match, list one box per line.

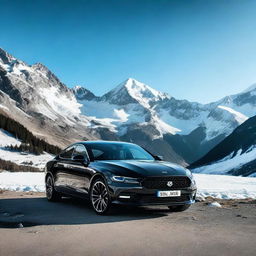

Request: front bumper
left=108, top=182, right=197, bottom=206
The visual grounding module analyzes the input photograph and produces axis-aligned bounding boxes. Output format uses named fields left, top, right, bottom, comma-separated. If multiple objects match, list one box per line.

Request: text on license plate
left=157, top=190, right=181, bottom=197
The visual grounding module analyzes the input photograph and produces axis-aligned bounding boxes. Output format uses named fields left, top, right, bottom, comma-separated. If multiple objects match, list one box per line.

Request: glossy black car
left=45, top=141, right=197, bottom=214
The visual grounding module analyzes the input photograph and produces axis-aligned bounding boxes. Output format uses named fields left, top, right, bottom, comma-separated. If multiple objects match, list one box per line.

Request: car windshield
left=86, top=143, right=155, bottom=161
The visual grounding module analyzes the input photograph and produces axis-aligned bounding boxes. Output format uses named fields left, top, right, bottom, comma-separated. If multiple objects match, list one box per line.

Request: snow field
left=0, top=172, right=256, bottom=199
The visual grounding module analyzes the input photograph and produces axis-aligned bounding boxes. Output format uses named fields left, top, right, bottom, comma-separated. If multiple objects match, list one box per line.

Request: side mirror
left=73, top=154, right=90, bottom=166
left=154, top=155, right=164, bottom=161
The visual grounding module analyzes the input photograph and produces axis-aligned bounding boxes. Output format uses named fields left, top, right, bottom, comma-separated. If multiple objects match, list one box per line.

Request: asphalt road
left=0, top=191, right=255, bottom=256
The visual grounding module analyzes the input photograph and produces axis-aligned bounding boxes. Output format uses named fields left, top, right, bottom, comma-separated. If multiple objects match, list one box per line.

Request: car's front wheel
left=168, top=204, right=191, bottom=212
left=45, top=175, right=62, bottom=202
left=90, top=178, right=111, bottom=214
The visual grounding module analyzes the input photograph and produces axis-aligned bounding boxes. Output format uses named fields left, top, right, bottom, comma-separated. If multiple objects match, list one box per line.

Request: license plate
left=157, top=190, right=181, bottom=197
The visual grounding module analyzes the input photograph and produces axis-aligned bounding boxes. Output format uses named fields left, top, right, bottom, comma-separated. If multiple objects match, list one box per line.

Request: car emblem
left=167, top=181, right=173, bottom=187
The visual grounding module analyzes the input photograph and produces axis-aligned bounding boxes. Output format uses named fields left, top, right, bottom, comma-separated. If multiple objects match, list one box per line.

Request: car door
left=68, top=144, right=95, bottom=195
left=54, top=145, right=75, bottom=194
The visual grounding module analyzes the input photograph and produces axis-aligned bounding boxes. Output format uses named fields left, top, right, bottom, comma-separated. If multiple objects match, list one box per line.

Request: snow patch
left=39, top=86, right=81, bottom=121
left=113, top=109, right=129, bottom=122
left=208, top=202, right=222, bottom=208
left=192, top=147, right=256, bottom=175
left=194, top=173, right=256, bottom=199
left=218, top=105, right=248, bottom=124
left=0, top=129, right=21, bottom=147
left=151, top=115, right=181, bottom=137
left=0, top=172, right=45, bottom=192
left=0, top=148, right=53, bottom=168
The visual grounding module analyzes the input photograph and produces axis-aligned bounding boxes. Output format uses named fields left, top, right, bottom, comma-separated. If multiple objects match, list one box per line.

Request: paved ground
left=0, top=191, right=255, bottom=256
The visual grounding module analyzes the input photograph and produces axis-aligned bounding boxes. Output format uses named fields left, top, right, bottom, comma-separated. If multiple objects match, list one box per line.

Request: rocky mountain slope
left=191, top=115, right=256, bottom=176
left=0, top=48, right=98, bottom=149
left=1, top=47, right=256, bottom=165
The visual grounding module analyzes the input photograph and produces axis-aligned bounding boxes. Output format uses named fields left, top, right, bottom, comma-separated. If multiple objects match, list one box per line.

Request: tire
left=45, top=175, right=62, bottom=202
left=90, top=178, right=111, bottom=215
left=168, top=204, right=191, bottom=212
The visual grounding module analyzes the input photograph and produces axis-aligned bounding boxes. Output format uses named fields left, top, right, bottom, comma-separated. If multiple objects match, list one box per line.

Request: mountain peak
left=122, top=77, right=170, bottom=102
left=102, top=78, right=170, bottom=107
left=32, top=62, right=52, bottom=75
left=73, top=85, right=96, bottom=101
left=32, top=62, right=48, bottom=70
left=31, top=62, right=67, bottom=89
left=0, top=48, right=17, bottom=64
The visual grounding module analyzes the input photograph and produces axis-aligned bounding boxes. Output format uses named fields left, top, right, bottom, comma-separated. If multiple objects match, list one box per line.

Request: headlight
left=111, top=176, right=140, bottom=184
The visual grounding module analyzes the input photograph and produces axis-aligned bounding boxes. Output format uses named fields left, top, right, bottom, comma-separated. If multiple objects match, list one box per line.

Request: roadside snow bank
left=0, top=149, right=53, bottom=168
left=194, top=174, right=256, bottom=199
left=0, top=172, right=45, bottom=192
left=0, top=172, right=256, bottom=199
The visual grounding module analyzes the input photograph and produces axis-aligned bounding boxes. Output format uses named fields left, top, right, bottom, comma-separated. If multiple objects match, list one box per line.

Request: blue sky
left=1, top=0, right=256, bottom=103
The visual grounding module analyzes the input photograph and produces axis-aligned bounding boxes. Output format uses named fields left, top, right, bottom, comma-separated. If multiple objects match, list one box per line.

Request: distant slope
left=191, top=115, right=256, bottom=176
left=0, top=112, right=61, bottom=155
left=0, top=126, right=53, bottom=171
left=0, top=112, right=58, bottom=171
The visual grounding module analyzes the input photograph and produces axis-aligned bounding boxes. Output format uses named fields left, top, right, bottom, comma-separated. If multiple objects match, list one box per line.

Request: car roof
left=77, top=140, right=135, bottom=146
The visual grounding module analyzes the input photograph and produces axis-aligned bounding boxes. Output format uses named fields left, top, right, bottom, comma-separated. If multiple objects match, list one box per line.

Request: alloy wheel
left=91, top=180, right=110, bottom=214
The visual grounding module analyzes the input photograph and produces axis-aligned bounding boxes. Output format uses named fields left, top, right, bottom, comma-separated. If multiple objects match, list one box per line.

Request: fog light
left=119, top=195, right=131, bottom=199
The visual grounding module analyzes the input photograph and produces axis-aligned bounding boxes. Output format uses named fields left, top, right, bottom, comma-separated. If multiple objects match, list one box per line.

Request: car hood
left=90, top=160, right=191, bottom=177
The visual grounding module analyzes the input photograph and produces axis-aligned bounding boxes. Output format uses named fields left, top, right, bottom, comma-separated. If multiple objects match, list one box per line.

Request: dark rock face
left=191, top=115, right=256, bottom=176
left=0, top=67, right=23, bottom=105
left=228, top=158, right=256, bottom=176
left=73, top=86, right=96, bottom=101
left=156, top=98, right=206, bottom=120
left=101, top=83, right=138, bottom=105
left=0, top=48, right=14, bottom=64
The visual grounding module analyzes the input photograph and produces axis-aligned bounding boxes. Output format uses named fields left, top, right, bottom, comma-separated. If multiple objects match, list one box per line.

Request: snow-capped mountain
left=76, top=78, right=179, bottom=136
left=191, top=115, right=256, bottom=176
left=0, top=48, right=81, bottom=122
left=1, top=47, right=256, bottom=166
left=0, top=48, right=97, bottom=148
left=74, top=78, right=255, bottom=164
left=74, top=78, right=185, bottom=163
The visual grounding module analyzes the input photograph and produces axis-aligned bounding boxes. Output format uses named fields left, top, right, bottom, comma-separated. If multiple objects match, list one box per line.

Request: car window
left=73, top=144, right=88, bottom=158
left=86, top=143, right=154, bottom=161
left=59, top=146, right=74, bottom=159
left=129, top=147, right=152, bottom=160
left=92, top=149, right=104, bottom=158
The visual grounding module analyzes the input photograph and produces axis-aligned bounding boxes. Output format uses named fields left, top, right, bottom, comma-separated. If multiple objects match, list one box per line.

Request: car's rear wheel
left=168, top=204, right=191, bottom=212
left=46, top=175, right=62, bottom=201
left=90, top=178, right=111, bottom=215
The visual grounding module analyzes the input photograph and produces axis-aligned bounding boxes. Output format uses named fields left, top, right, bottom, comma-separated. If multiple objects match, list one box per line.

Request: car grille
left=141, top=176, right=191, bottom=189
